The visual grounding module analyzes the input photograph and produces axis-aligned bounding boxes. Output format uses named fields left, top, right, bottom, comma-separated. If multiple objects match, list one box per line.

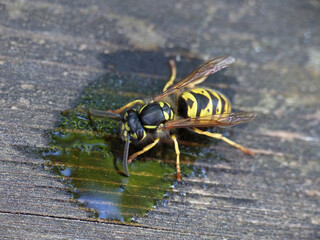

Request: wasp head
left=120, top=109, right=147, bottom=177
left=122, top=109, right=146, bottom=142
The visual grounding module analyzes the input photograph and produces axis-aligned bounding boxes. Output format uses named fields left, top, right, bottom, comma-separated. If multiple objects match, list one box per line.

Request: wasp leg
left=110, top=100, right=145, bottom=114
left=192, top=128, right=254, bottom=156
left=162, top=60, right=177, bottom=92
left=187, top=76, right=208, bottom=89
left=128, top=138, right=160, bottom=163
left=170, top=134, right=181, bottom=181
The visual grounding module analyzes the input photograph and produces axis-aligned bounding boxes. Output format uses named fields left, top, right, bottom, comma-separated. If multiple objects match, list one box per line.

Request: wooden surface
left=1, top=0, right=320, bottom=239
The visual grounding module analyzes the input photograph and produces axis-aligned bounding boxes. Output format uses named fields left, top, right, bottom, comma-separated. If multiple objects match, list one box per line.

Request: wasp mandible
left=89, top=56, right=256, bottom=180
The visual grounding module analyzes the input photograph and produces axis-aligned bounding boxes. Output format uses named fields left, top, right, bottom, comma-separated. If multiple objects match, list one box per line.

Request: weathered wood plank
left=0, top=0, right=319, bottom=239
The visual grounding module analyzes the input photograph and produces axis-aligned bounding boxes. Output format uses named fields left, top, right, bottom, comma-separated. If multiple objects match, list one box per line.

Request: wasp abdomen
left=178, top=88, right=231, bottom=118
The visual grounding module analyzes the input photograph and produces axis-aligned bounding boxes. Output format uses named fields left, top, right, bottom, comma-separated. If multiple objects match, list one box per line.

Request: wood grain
left=0, top=0, right=319, bottom=239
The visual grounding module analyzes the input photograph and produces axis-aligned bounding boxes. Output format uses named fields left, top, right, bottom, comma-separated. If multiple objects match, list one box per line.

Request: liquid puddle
left=42, top=73, right=208, bottom=222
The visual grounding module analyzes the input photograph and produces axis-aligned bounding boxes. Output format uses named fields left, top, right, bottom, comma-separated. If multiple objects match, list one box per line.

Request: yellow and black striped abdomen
left=178, top=88, right=231, bottom=118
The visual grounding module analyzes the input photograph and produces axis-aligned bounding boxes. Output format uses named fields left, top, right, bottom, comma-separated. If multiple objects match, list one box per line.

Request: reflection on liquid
left=43, top=122, right=177, bottom=222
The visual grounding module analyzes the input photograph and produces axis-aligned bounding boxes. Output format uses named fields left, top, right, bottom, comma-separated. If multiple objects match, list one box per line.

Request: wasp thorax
left=122, top=109, right=146, bottom=141
left=139, top=102, right=174, bottom=130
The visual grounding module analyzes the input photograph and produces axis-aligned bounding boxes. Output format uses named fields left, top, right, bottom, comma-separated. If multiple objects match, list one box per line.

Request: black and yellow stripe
left=139, top=101, right=174, bottom=130
left=178, top=88, right=231, bottom=118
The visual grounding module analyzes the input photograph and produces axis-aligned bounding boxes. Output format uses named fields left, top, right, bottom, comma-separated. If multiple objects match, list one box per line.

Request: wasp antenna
left=88, top=108, right=124, bottom=121
left=122, top=135, right=130, bottom=177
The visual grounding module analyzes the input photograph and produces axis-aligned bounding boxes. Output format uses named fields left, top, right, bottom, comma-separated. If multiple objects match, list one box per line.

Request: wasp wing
left=160, top=112, right=257, bottom=130
left=154, top=56, right=235, bottom=102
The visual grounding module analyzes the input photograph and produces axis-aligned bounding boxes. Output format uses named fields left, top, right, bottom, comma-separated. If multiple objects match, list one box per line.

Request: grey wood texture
left=0, top=0, right=319, bottom=239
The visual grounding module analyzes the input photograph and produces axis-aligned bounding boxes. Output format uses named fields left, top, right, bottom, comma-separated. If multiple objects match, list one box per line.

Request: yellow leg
left=192, top=128, right=254, bottom=156
left=128, top=138, right=160, bottom=163
left=170, top=134, right=181, bottom=181
left=110, top=99, right=145, bottom=114
left=187, top=76, right=208, bottom=88
left=162, top=60, right=177, bottom=92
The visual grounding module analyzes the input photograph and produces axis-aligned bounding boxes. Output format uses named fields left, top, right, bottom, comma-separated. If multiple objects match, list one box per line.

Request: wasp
left=89, top=56, right=256, bottom=180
